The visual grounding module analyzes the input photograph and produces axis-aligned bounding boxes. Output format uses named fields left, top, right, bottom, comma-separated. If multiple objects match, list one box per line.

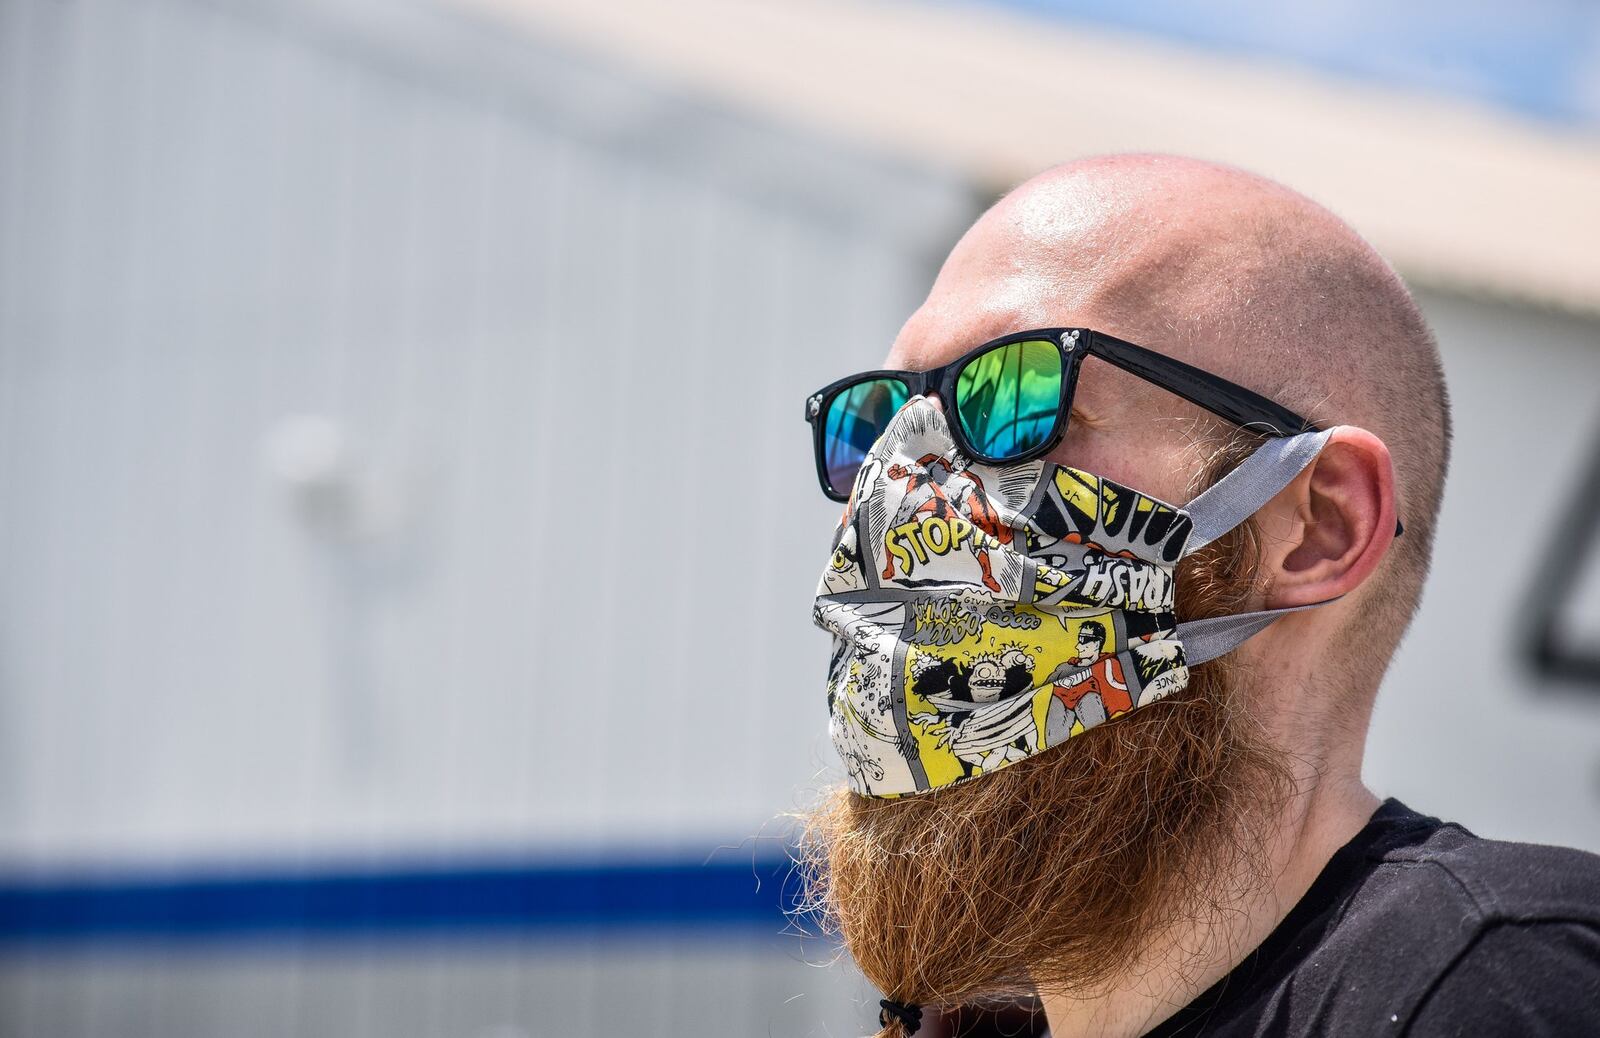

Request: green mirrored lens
left=954, top=339, right=1063, bottom=460
left=823, top=378, right=910, bottom=496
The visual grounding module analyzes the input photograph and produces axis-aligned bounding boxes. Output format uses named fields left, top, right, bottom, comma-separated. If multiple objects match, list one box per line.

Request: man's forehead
left=884, top=224, right=1143, bottom=371
left=883, top=257, right=1098, bottom=369
left=883, top=193, right=1090, bottom=367
left=883, top=297, right=1038, bottom=371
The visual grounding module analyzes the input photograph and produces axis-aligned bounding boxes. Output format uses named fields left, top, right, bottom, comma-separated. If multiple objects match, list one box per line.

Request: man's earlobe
left=1265, top=427, right=1398, bottom=609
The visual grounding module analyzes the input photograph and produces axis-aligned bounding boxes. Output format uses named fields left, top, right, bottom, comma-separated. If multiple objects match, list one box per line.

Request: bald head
left=889, top=154, right=1450, bottom=686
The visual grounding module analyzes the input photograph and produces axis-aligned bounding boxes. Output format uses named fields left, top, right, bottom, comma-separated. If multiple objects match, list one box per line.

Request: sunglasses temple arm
left=1090, top=334, right=1400, bottom=535
left=1089, top=333, right=1315, bottom=436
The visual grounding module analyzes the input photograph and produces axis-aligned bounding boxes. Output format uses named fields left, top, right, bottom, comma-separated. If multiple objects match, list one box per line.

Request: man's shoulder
left=1146, top=805, right=1600, bottom=1037
left=1319, top=808, right=1600, bottom=1034
left=1362, top=813, right=1600, bottom=928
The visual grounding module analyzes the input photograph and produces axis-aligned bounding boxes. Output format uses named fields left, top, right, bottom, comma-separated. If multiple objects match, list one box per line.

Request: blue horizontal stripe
left=0, top=853, right=810, bottom=944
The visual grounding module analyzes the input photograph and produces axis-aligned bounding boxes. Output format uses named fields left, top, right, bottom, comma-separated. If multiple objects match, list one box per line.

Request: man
left=801, top=155, right=1600, bottom=1037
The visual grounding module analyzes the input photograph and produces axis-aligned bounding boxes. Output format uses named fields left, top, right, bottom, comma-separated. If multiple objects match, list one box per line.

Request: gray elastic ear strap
left=1174, top=428, right=1337, bottom=665
left=1182, top=428, right=1334, bottom=556
left=1176, top=601, right=1328, bottom=667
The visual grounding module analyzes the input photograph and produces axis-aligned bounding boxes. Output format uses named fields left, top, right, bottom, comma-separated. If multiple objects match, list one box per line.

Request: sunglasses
left=804, top=328, right=1399, bottom=535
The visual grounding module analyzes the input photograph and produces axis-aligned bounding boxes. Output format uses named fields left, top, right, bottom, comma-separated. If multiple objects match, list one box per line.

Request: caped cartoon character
left=1041, top=619, right=1130, bottom=745
left=881, top=454, right=1013, bottom=592
left=909, top=648, right=1037, bottom=776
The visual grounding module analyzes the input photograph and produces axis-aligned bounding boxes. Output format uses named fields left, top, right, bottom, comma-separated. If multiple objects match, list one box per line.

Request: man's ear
left=1260, top=427, right=1399, bottom=609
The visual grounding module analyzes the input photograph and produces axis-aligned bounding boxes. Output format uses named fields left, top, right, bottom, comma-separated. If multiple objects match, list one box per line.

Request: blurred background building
left=2, top=0, right=1598, bottom=1035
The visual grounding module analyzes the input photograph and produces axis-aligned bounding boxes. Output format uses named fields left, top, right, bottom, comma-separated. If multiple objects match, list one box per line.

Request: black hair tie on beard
left=878, top=999, right=924, bottom=1035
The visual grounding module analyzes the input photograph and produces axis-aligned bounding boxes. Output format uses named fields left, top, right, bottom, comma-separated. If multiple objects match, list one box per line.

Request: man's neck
left=1038, top=768, right=1380, bottom=1038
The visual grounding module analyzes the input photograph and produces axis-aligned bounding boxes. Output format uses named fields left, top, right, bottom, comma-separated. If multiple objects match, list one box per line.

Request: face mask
left=813, top=397, right=1333, bottom=797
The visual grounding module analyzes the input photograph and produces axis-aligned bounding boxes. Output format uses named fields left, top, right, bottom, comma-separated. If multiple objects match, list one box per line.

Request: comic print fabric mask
left=814, top=397, right=1335, bottom=797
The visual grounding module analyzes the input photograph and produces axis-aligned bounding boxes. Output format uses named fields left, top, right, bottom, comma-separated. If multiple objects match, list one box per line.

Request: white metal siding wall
left=0, top=3, right=957, bottom=1031
left=0, top=0, right=974, bottom=865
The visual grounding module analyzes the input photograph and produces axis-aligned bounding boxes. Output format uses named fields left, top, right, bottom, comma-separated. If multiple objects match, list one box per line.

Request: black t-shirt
left=1146, top=799, right=1600, bottom=1037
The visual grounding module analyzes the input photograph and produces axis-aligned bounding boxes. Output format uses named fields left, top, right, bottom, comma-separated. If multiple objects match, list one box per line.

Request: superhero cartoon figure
left=1041, top=620, right=1129, bottom=745
left=882, top=454, right=1013, bottom=592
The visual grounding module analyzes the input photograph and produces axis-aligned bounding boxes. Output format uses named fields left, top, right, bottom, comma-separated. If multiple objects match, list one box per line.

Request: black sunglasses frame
left=804, top=327, right=1401, bottom=535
